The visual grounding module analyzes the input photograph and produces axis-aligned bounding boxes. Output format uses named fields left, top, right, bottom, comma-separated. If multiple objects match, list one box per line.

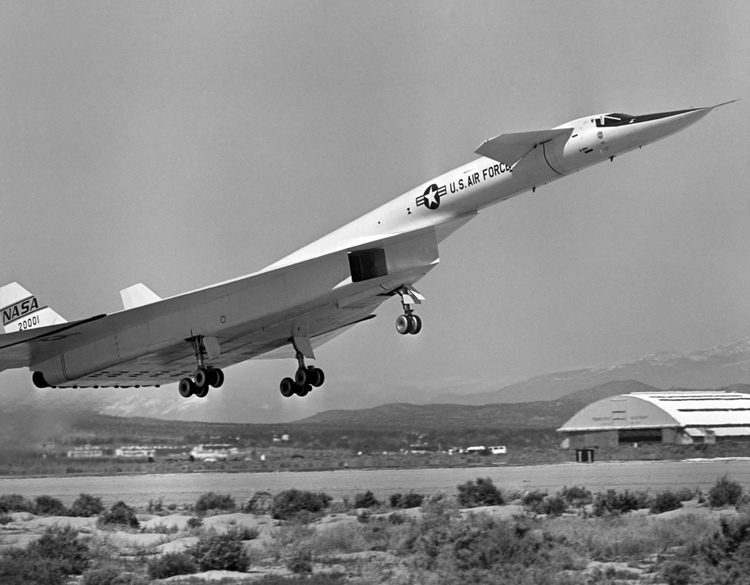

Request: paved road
left=1, top=459, right=749, bottom=506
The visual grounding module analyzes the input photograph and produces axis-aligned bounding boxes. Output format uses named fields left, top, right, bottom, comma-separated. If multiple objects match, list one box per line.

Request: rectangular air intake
left=348, top=248, right=388, bottom=282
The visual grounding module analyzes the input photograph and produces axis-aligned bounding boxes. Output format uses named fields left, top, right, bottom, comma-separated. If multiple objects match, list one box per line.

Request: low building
left=115, top=446, right=156, bottom=459
left=67, top=445, right=104, bottom=458
left=558, top=390, right=750, bottom=448
left=190, top=444, right=239, bottom=461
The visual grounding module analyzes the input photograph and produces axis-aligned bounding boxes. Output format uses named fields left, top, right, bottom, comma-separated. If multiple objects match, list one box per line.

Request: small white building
left=115, top=446, right=156, bottom=459
left=67, top=445, right=104, bottom=458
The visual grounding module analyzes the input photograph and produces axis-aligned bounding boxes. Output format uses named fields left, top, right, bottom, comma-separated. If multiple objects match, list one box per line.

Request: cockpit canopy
left=595, top=113, right=635, bottom=127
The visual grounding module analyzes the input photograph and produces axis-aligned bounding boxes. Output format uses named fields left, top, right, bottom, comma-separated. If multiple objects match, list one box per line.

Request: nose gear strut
left=395, top=285, right=424, bottom=335
left=178, top=335, right=225, bottom=399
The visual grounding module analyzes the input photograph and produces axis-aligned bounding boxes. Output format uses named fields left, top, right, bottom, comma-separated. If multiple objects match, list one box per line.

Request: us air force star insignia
left=416, top=183, right=447, bottom=210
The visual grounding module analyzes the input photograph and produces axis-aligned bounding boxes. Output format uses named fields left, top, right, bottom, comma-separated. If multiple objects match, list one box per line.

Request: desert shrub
left=650, top=490, right=682, bottom=514
left=83, top=566, right=150, bottom=585
left=27, top=525, right=90, bottom=575
left=228, top=524, right=260, bottom=540
left=34, top=495, right=68, bottom=517
left=271, top=489, right=332, bottom=521
left=521, top=490, right=547, bottom=514
left=147, top=551, right=198, bottom=579
left=542, top=494, right=567, bottom=516
left=659, top=560, right=695, bottom=585
left=456, top=477, right=504, bottom=508
left=560, top=486, right=593, bottom=508
left=592, top=489, right=647, bottom=516
left=253, top=575, right=346, bottom=584
left=354, top=490, right=380, bottom=509
left=243, top=491, right=274, bottom=514
left=194, top=491, right=236, bottom=515
left=709, top=476, right=743, bottom=508
left=674, top=487, right=698, bottom=502
left=356, top=510, right=371, bottom=524
left=191, top=532, right=250, bottom=572
left=70, top=494, right=104, bottom=517
left=0, top=549, right=67, bottom=585
left=99, top=501, right=139, bottom=529
left=286, top=548, right=313, bottom=574
left=402, top=512, right=572, bottom=577
left=0, top=494, right=34, bottom=513
left=390, top=492, right=425, bottom=509
left=694, top=514, right=750, bottom=565
left=187, top=516, right=203, bottom=530
left=147, top=498, right=164, bottom=513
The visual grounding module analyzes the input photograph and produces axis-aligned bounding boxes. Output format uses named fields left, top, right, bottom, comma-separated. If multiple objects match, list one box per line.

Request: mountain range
left=293, top=380, right=750, bottom=431
left=427, top=336, right=750, bottom=406
left=1, top=335, right=749, bottom=424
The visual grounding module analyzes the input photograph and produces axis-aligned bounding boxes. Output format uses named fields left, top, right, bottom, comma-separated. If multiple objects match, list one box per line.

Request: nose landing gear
left=178, top=336, right=224, bottom=399
left=395, top=285, right=424, bottom=335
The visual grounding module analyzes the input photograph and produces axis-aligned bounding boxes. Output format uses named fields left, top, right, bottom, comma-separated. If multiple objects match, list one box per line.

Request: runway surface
left=2, top=459, right=749, bottom=506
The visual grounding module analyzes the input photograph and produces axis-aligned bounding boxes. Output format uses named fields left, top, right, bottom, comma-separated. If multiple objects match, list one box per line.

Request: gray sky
left=1, top=1, right=749, bottom=422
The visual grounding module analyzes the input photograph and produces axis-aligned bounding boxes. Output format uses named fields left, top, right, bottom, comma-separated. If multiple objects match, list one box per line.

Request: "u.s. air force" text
left=450, top=163, right=512, bottom=194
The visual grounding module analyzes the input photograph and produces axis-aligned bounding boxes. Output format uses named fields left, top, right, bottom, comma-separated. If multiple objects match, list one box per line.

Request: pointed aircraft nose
left=629, top=106, right=712, bottom=144
left=604, top=101, right=737, bottom=153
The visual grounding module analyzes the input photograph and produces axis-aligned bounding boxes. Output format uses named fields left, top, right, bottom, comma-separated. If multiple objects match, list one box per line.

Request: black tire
left=194, top=368, right=209, bottom=388
left=207, top=368, right=224, bottom=388
left=178, top=378, right=194, bottom=398
left=295, top=367, right=308, bottom=386
left=295, top=384, right=311, bottom=397
left=396, top=314, right=410, bottom=335
left=280, top=377, right=295, bottom=397
left=194, top=384, right=209, bottom=398
left=408, top=314, right=422, bottom=335
left=307, top=366, right=325, bottom=387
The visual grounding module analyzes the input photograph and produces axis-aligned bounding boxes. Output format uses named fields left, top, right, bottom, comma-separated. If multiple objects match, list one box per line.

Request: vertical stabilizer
left=0, top=282, right=67, bottom=333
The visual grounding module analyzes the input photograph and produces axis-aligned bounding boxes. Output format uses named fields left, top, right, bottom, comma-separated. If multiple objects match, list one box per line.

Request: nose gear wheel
left=395, top=285, right=423, bottom=335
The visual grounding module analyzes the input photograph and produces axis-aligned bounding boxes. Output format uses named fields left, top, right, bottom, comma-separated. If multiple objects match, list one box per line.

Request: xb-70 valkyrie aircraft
left=0, top=103, right=733, bottom=399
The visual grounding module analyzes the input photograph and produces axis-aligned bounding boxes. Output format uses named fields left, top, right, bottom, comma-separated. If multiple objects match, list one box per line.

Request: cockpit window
left=595, top=113, right=635, bottom=127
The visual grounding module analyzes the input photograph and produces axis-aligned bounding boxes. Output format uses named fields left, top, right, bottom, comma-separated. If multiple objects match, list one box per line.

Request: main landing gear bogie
left=178, top=366, right=224, bottom=399
left=279, top=337, right=326, bottom=399
left=178, top=335, right=225, bottom=399
left=280, top=365, right=325, bottom=398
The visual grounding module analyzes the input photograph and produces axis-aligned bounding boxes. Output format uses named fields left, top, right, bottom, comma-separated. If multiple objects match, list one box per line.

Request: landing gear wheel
left=295, top=384, right=311, bottom=397
left=396, top=314, right=410, bottom=335
left=408, top=314, right=422, bottom=335
left=295, top=367, right=308, bottom=387
left=178, top=378, right=195, bottom=398
left=306, top=366, right=325, bottom=387
left=194, top=384, right=209, bottom=398
left=194, top=368, right=209, bottom=389
left=207, top=368, right=224, bottom=388
left=280, top=377, right=295, bottom=398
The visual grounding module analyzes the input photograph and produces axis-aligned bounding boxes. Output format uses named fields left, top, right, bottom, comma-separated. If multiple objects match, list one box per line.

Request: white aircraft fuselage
left=0, top=104, right=729, bottom=399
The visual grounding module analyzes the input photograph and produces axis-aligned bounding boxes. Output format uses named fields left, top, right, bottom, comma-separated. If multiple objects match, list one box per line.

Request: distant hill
left=295, top=380, right=645, bottom=431
left=294, top=380, right=750, bottom=432
left=429, top=336, right=750, bottom=405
